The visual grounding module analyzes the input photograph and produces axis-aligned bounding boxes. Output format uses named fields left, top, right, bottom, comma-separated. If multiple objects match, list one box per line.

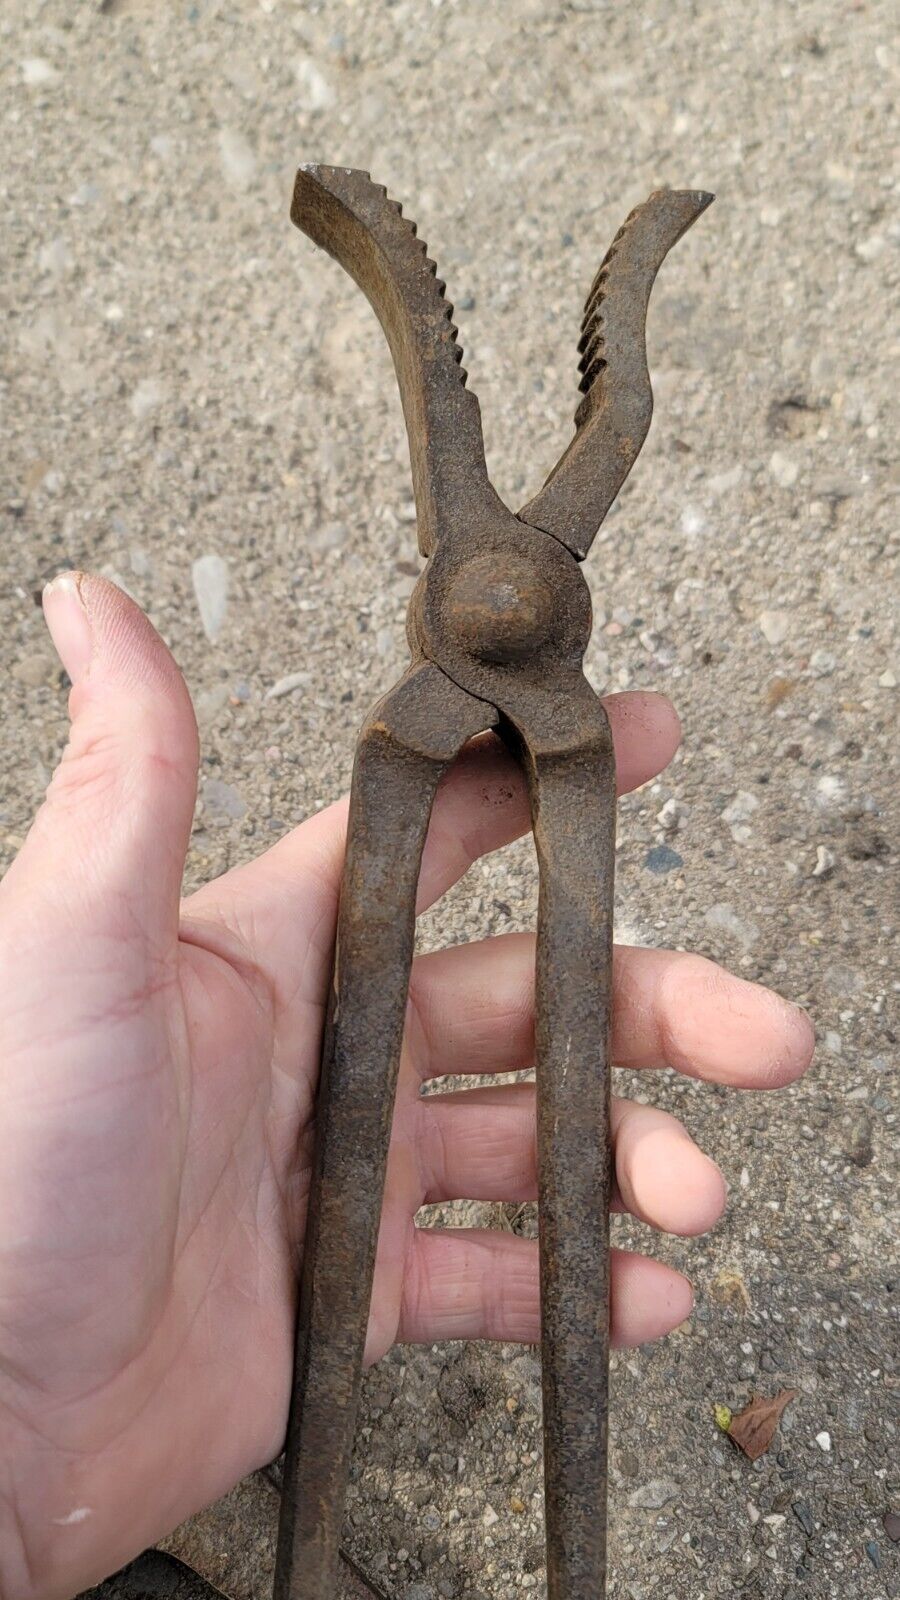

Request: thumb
left=5, top=572, right=199, bottom=949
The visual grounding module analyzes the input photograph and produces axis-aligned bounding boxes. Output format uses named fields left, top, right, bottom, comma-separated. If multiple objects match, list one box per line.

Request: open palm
left=0, top=575, right=813, bottom=1600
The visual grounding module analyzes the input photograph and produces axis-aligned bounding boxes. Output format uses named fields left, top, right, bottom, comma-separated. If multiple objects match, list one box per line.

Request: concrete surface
left=2, top=1, right=897, bottom=1597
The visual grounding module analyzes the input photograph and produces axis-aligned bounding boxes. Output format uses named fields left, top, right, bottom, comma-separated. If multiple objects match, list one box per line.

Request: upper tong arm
left=519, top=188, right=713, bottom=560
left=291, top=165, right=501, bottom=557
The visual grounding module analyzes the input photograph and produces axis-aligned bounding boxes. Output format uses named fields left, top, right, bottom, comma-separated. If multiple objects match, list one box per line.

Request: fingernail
left=42, top=572, right=93, bottom=684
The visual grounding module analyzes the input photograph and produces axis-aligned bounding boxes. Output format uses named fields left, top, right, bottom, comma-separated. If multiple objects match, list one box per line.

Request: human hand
left=0, top=574, right=814, bottom=1599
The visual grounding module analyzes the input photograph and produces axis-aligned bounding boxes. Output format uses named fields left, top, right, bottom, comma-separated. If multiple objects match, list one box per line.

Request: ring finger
left=415, top=1083, right=728, bottom=1238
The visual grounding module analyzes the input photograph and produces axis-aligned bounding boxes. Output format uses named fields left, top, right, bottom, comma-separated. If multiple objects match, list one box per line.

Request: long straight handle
left=524, top=709, right=617, bottom=1597
left=274, top=666, right=491, bottom=1600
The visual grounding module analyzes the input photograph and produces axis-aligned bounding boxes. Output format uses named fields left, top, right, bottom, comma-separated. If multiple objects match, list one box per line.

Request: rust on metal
left=276, top=166, right=712, bottom=1600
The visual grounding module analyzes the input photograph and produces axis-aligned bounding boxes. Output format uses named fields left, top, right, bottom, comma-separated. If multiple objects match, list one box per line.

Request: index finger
left=185, top=690, right=679, bottom=1007
left=414, top=689, right=678, bottom=913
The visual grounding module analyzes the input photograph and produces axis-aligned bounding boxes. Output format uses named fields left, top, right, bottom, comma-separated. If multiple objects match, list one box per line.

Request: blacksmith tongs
left=275, top=165, right=712, bottom=1600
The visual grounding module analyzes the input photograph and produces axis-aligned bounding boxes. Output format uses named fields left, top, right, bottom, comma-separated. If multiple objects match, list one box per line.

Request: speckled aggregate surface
left=2, top=1, right=897, bottom=1597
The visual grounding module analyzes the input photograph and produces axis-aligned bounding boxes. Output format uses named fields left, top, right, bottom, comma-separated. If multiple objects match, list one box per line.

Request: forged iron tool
left=275, top=165, right=712, bottom=1600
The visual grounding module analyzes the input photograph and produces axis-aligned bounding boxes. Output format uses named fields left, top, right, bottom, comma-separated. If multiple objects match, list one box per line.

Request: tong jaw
left=291, top=165, right=505, bottom=559
left=519, top=187, right=714, bottom=558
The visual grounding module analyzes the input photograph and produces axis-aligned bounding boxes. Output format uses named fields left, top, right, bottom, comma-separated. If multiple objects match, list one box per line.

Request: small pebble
left=855, top=234, right=886, bottom=263
left=769, top=450, right=799, bottom=488
left=657, top=797, right=688, bottom=831
left=295, top=55, right=335, bottom=109
left=707, top=464, right=743, bottom=495
left=883, top=1512, right=900, bottom=1542
left=201, top=778, right=246, bottom=824
left=815, top=1431, right=831, bottom=1451
left=266, top=671, right=311, bottom=700
left=13, top=653, right=53, bottom=688
left=705, top=903, right=760, bottom=949
left=680, top=505, right=706, bottom=537
left=846, top=1114, right=874, bottom=1168
left=21, top=57, right=59, bottom=85
left=149, top=133, right=175, bottom=162
left=808, top=648, right=837, bottom=677
left=130, top=377, right=167, bottom=420
left=129, top=546, right=153, bottom=578
left=815, top=774, right=846, bottom=809
left=812, top=845, right=836, bottom=878
left=721, top=790, right=759, bottom=826
left=759, top=609, right=790, bottom=646
left=218, top=127, right=257, bottom=189
left=192, top=554, right=230, bottom=642
left=792, top=1500, right=814, bottom=1536
left=70, top=182, right=102, bottom=207
left=628, top=1478, right=679, bottom=1510
left=39, top=237, right=72, bottom=275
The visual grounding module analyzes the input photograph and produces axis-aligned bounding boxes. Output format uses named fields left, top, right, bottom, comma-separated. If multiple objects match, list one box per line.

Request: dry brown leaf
left=726, top=1389, right=798, bottom=1461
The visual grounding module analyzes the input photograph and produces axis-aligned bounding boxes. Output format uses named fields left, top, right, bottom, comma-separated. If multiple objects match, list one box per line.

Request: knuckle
left=46, top=723, right=122, bottom=813
left=655, top=952, right=718, bottom=1071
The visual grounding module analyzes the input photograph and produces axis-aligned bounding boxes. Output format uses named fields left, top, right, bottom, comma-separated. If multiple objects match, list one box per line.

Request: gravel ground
left=2, top=1, right=898, bottom=1597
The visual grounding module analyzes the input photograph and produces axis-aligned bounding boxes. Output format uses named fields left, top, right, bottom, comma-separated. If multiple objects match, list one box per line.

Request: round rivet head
left=447, top=553, right=559, bottom=665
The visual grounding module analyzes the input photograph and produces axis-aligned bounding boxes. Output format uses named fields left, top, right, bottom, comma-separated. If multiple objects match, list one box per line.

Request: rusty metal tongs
left=274, top=165, right=712, bottom=1600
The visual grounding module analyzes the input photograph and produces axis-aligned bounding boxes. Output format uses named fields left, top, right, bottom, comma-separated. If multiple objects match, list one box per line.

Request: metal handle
left=274, top=666, right=491, bottom=1599
left=514, top=701, right=617, bottom=1595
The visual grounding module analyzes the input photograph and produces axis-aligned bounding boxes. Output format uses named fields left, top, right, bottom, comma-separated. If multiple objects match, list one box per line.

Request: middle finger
left=406, top=931, right=813, bottom=1089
